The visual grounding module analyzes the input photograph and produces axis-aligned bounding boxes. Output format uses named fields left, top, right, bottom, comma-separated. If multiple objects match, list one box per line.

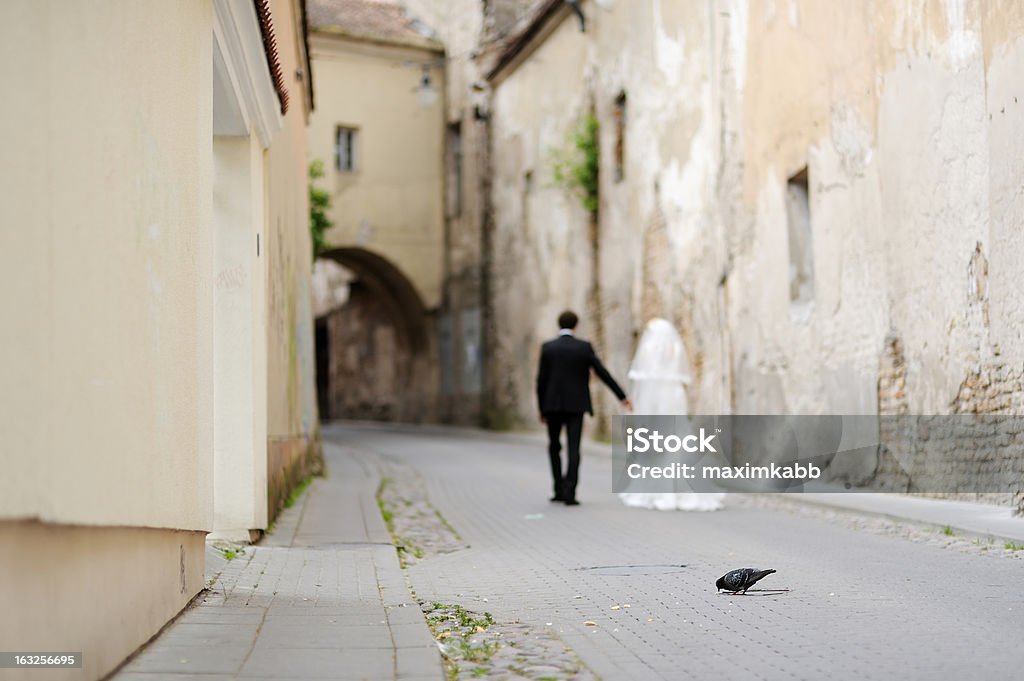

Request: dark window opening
left=447, top=122, right=463, bottom=218
left=786, top=166, right=814, bottom=305
left=613, top=91, right=626, bottom=183
left=335, top=126, right=358, bottom=172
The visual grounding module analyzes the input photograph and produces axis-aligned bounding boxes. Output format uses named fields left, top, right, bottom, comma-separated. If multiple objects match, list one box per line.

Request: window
left=786, top=166, right=814, bottom=305
left=446, top=122, right=462, bottom=217
left=613, top=91, right=626, bottom=183
left=335, top=126, right=358, bottom=172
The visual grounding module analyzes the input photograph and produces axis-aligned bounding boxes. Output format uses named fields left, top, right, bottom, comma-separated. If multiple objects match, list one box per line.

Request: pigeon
left=716, top=567, right=776, bottom=593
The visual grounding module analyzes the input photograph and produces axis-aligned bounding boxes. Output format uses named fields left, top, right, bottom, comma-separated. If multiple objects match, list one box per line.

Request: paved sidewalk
left=788, top=490, right=1024, bottom=542
left=112, top=444, right=443, bottom=681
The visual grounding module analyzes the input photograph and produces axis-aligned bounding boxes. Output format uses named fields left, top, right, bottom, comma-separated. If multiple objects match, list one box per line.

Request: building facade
left=481, top=0, right=1024, bottom=509
left=307, top=0, right=448, bottom=422
left=0, top=1, right=320, bottom=677
left=307, top=0, right=541, bottom=426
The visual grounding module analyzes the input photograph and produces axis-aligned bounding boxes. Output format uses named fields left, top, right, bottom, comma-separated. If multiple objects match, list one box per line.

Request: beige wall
left=0, top=2, right=215, bottom=677
left=0, top=0, right=323, bottom=676
left=308, top=33, right=446, bottom=309
left=487, top=0, right=1024, bottom=489
left=0, top=523, right=205, bottom=681
left=213, top=132, right=269, bottom=539
left=265, top=0, right=322, bottom=515
left=0, top=0, right=213, bottom=531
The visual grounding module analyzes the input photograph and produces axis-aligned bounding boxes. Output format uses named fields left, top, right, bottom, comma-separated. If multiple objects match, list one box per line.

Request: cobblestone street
left=341, top=422, right=1024, bottom=681
left=118, top=422, right=1024, bottom=680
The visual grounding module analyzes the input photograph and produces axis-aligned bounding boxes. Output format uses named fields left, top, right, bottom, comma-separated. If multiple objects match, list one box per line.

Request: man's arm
left=588, top=343, right=627, bottom=401
left=536, top=346, right=550, bottom=418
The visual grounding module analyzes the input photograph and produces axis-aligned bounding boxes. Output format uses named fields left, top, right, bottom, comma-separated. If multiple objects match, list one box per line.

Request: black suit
left=536, top=334, right=626, bottom=501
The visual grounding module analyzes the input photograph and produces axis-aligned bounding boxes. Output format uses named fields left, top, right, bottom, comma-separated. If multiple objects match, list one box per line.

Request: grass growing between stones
left=376, top=465, right=595, bottom=680
left=220, top=548, right=242, bottom=561
left=423, top=603, right=498, bottom=680
left=376, top=476, right=429, bottom=567
left=420, top=601, right=596, bottom=681
left=377, top=477, right=396, bottom=530
left=376, top=470, right=467, bottom=567
left=284, top=475, right=313, bottom=509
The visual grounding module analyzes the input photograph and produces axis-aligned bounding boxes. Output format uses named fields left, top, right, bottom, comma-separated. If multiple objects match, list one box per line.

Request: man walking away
left=536, top=310, right=632, bottom=505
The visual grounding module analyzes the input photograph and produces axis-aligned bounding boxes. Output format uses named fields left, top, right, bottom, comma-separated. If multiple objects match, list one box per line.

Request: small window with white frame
left=335, top=126, right=358, bottom=172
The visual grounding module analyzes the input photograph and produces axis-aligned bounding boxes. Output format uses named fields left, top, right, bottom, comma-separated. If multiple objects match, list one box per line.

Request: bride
left=618, top=318, right=724, bottom=511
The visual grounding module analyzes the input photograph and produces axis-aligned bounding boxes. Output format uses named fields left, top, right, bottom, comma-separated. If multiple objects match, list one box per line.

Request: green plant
left=285, top=476, right=313, bottom=509
left=435, top=509, right=463, bottom=541
left=309, top=160, right=332, bottom=260
left=219, top=547, right=244, bottom=561
left=423, top=603, right=499, bottom=681
left=1004, top=541, right=1024, bottom=552
left=550, top=112, right=600, bottom=214
left=377, top=478, right=395, bottom=531
left=941, top=525, right=956, bottom=537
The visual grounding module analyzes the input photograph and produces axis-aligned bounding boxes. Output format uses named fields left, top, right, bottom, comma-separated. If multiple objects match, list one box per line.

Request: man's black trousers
left=544, top=411, right=584, bottom=501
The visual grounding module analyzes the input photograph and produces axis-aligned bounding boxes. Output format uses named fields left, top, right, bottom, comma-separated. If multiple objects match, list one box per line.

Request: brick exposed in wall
left=871, top=333, right=1024, bottom=514
left=952, top=363, right=1022, bottom=415
left=871, top=334, right=911, bottom=490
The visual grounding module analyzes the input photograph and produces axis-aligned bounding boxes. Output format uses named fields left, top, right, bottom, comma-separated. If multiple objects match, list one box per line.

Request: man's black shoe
left=563, top=499, right=580, bottom=506
left=550, top=496, right=567, bottom=502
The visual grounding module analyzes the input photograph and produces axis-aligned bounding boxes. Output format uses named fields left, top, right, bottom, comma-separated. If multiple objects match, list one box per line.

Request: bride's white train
left=618, top=318, right=725, bottom=512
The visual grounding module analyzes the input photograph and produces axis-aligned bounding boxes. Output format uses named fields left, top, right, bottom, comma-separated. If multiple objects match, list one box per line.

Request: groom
left=536, top=310, right=632, bottom=505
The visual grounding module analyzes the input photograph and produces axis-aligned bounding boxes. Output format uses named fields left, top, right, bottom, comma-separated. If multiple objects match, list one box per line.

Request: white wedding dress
left=618, top=318, right=725, bottom=511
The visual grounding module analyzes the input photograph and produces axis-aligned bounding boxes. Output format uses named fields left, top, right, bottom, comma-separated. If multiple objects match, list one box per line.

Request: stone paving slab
left=112, top=442, right=445, bottom=681
left=115, top=671, right=236, bottom=675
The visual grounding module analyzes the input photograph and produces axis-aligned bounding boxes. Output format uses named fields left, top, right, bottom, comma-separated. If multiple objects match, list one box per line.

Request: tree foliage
left=309, top=160, right=332, bottom=260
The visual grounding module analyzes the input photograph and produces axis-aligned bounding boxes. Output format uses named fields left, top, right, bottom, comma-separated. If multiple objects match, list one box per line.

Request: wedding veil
left=627, top=318, right=692, bottom=416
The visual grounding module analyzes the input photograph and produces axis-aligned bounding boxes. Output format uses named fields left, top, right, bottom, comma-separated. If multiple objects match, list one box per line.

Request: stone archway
left=315, top=247, right=437, bottom=422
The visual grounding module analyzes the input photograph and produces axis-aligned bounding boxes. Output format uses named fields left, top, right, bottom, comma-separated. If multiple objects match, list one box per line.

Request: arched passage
left=315, top=247, right=437, bottom=422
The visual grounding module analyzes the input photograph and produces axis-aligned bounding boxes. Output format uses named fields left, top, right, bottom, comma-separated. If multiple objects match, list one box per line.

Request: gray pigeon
left=716, top=567, right=776, bottom=593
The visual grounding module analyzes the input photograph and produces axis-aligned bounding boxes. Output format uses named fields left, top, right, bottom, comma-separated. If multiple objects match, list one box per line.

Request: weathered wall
left=719, top=0, right=1024, bottom=509
left=322, top=282, right=435, bottom=421
left=401, top=0, right=491, bottom=424
left=266, top=0, right=323, bottom=518
left=488, top=0, right=718, bottom=432
left=486, top=0, right=1024, bottom=507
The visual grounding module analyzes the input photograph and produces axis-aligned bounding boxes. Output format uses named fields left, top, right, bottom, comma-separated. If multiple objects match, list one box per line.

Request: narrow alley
left=117, top=423, right=1024, bottom=680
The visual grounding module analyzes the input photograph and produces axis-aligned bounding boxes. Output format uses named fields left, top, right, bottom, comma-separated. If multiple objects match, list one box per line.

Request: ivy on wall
left=551, top=112, right=600, bottom=215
